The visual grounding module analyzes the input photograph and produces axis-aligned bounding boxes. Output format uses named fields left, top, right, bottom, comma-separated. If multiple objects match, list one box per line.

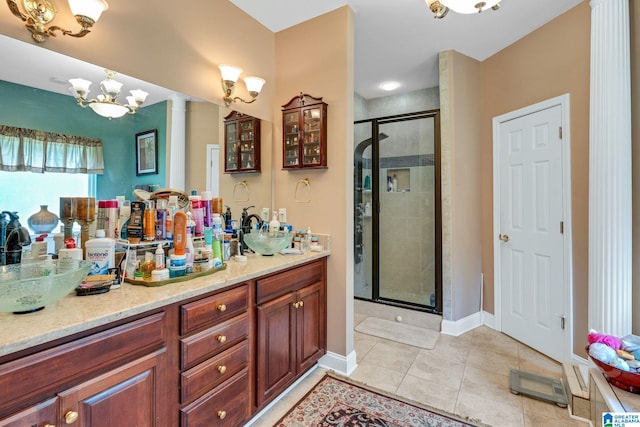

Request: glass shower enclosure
left=354, top=110, right=441, bottom=312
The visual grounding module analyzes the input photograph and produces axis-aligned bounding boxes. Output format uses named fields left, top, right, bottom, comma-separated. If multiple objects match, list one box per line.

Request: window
left=0, top=124, right=102, bottom=232
left=0, top=170, right=95, bottom=230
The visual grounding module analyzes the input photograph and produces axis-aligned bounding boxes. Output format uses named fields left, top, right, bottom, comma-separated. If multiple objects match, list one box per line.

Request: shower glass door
left=354, top=111, right=441, bottom=312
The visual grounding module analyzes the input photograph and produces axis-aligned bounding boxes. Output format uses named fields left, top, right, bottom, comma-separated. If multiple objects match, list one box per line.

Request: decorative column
left=588, top=0, right=632, bottom=337
left=168, top=94, right=187, bottom=191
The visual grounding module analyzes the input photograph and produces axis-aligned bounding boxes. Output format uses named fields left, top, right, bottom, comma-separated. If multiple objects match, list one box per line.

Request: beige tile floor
left=248, top=315, right=590, bottom=427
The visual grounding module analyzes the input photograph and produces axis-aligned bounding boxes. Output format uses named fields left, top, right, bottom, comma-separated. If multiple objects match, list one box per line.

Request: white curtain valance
left=0, top=125, right=104, bottom=174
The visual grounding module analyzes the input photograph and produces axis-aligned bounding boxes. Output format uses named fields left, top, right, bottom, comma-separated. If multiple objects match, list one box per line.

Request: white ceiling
left=1, top=0, right=584, bottom=102
left=230, top=0, right=584, bottom=99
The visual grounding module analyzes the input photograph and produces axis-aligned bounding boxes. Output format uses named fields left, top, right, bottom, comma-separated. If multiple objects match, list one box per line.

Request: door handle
left=499, top=234, right=510, bottom=243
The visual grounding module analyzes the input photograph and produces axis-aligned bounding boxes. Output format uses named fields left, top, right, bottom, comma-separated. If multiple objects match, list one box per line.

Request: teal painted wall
left=0, top=80, right=166, bottom=199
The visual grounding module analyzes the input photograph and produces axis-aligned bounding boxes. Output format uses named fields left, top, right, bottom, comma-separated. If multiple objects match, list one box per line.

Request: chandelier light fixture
left=425, top=0, right=501, bottom=19
left=68, top=69, right=149, bottom=120
left=219, top=64, right=266, bottom=107
left=7, top=0, right=108, bottom=43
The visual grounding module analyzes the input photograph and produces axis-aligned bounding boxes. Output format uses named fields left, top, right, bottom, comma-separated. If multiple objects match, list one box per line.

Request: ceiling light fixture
left=219, top=64, right=266, bottom=107
left=425, top=0, right=501, bottom=19
left=7, top=0, right=108, bottom=43
left=68, top=69, right=149, bottom=120
left=380, top=81, right=401, bottom=91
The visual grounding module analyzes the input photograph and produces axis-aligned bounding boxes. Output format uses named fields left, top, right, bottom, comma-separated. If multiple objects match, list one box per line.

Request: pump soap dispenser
left=269, top=212, right=280, bottom=233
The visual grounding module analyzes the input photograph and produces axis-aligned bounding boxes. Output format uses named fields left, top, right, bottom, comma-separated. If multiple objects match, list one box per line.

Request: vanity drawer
left=180, top=339, right=248, bottom=404
left=0, top=312, right=166, bottom=418
left=181, top=284, right=249, bottom=335
left=256, top=259, right=324, bottom=304
left=180, top=368, right=250, bottom=427
left=181, top=313, right=248, bottom=370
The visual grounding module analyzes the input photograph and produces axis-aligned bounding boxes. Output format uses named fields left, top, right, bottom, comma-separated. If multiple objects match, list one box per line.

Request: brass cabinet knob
left=217, top=304, right=227, bottom=312
left=299, top=300, right=304, bottom=308
left=293, top=302, right=299, bottom=308
left=44, top=424, right=56, bottom=427
left=64, top=410, right=79, bottom=424
left=217, top=410, right=227, bottom=420
left=217, top=365, right=227, bottom=374
left=217, top=335, right=227, bottom=344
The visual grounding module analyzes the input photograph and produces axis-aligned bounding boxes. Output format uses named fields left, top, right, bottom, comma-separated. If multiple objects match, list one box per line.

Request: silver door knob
left=499, top=234, right=510, bottom=242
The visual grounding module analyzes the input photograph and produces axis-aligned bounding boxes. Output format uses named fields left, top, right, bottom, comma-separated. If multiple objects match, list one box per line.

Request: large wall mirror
left=0, top=34, right=272, bottom=225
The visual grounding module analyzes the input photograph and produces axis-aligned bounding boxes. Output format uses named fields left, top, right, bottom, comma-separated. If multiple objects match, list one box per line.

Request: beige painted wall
left=273, top=7, right=354, bottom=356
left=480, top=2, right=590, bottom=355
left=0, top=0, right=276, bottom=121
left=440, top=51, right=483, bottom=321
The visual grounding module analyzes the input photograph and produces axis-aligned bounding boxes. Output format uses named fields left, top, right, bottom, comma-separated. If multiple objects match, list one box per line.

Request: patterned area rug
left=274, top=374, right=483, bottom=426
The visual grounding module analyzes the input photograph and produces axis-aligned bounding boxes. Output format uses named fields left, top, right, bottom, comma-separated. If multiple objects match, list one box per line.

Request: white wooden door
left=497, top=104, right=567, bottom=362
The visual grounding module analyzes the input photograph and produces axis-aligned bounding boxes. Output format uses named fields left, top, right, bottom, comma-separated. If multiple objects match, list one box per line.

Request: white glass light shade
left=101, top=77, right=123, bottom=96
left=243, top=76, right=265, bottom=95
left=442, top=0, right=499, bottom=14
left=69, top=78, right=92, bottom=98
left=129, top=89, right=149, bottom=104
left=68, top=0, right=109, bottom=21
left=89, top=102, right=128, bottom=119
left=219, top=64, right=242, bottom=83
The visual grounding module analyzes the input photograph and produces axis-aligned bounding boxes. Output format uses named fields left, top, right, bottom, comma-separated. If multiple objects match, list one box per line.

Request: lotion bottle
left=269, top=212, right=280, bottom=233
left=58, top=238, right=83, bottom=261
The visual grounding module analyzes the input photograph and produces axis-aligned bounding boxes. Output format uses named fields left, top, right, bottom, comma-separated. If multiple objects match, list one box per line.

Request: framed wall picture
left=135, top=129, right=158, bottom=176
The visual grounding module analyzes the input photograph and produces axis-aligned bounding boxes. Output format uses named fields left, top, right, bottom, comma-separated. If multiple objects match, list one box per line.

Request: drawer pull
left=217, top=304, right=227, bottom=312
left=64, top=410, right=79, bottom=424
left=217, top=335, right=227, bottom=344
left=217, top=410, right=227, bottom=420
left=217, top=365, right=227, bottom=374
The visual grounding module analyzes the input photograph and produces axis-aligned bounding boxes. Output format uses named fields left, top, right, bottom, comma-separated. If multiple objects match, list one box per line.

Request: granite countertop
left=0, top=250, right=329, bottom=358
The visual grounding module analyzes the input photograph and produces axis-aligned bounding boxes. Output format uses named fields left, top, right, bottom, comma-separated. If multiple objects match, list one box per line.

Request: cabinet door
left=296, top=281, right=326, bottom=373
left=283, top=110, right=300, bottom=167
left=0, top=397, right=57, bottom=427
left=301, top=106, right=324, bottom=167
left=256, top=292, right=297, bottom=406
left=58, top=350, right=166, bottom=427
left=225, top=121, right=238, bottom=172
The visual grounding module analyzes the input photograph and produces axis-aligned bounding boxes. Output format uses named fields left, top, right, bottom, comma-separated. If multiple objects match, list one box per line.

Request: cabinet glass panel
left=240, top=120, right=255, bottom=169
left=226, top=122, right=238, bottom=171
left=284, top=111, right=300, bottom=167
left=302, top=107, right=322, bottom=166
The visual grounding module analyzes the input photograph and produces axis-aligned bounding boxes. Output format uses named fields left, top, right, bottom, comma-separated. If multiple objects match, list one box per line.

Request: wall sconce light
left=7, top=0, right=108, bottom=43
left=219, top=64, right=265, bottom=107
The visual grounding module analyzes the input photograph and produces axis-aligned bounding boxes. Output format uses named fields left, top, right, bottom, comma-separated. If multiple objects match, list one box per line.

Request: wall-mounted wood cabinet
left=224, top=111, right=261, bottom=173
left=282, top=93, right=327, bottom=169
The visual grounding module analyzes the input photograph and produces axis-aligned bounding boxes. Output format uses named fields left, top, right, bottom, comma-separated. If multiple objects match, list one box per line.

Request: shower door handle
left=498, top=234, right=510, bottom=243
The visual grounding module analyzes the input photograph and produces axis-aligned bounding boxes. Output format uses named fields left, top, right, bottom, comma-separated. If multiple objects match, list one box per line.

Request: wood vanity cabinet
left=282, top=93, right=328, bottom=169
left=224, top=111, right=261, bottom=173
left=255, top=259, right=327, bottom=408
left=179, top=283, right=252, bottom=427
left=0, top=312, right=169, bottom=427
left=0, top=257, right=328, bottom=426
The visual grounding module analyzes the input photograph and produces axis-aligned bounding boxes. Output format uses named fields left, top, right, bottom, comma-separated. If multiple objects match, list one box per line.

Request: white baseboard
left=318, top=350, right=357, bottom=376
left=440, top=310, right=495, bottom=336
left=441, top=311, right=481, bottom=336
